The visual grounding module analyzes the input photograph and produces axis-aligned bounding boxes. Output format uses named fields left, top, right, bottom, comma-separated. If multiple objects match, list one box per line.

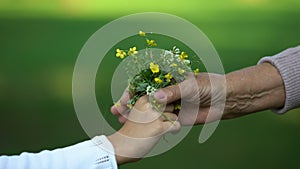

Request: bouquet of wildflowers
left=115, top=31, right=200, bottom=122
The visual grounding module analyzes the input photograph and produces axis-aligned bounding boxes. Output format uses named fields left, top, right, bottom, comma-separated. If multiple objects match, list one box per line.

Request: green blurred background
left=0, top=0, right=300, bottom=168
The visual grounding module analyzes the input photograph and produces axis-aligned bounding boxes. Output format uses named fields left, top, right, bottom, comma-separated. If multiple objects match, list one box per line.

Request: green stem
left=149, top=97, right=175, bottom=124
left=161, top=112, right=175, bottom=125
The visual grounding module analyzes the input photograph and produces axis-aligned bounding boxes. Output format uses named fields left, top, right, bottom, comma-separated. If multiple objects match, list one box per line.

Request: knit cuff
left=258, top=46, right=300, bottom=114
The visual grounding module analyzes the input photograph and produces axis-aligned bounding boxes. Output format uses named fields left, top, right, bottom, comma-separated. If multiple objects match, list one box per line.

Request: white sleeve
left=0, top=135, right=118, bottom=169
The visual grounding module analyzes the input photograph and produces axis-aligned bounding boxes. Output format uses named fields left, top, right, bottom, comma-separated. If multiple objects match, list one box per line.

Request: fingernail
left=154, top=90, right=166, bottom=100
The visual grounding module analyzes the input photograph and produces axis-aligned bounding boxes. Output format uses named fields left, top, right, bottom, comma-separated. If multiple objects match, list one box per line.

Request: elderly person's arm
left=111, top=46, right=300, bottom=125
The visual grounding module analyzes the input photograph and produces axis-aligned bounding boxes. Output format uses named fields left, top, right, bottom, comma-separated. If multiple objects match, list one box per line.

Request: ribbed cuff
left=258, top=45, right=300, bottom=114
left=92, top=135, right=118, bottom=169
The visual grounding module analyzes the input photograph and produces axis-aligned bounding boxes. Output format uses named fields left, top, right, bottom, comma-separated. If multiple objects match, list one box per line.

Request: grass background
left=0, top=0, right=300, bottom=168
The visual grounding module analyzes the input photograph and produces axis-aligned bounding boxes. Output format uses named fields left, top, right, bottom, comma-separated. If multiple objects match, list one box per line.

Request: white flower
left=172, top=46, right=180, bottom=55
left=146, top=85, right=157, bottom=96
left=164, top=50, right=173, bottom=56
left=164, top=50, right=175, bottom=63
left=184, top=59, right=191, bottom=65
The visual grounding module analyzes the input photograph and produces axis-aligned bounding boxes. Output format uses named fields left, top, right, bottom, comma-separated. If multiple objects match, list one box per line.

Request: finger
left=135, top=95, right=149, bottom=106
left=164, top=104, right=174, bottom=112
left=115, top=110, right=129, bottom=123
left=163, top=121, right=181, bottom=134
left=153, top=85, right=180, bottom=104
left=111, top=90, right=131, bottom=117
left=111, top=103, right=130, bottom=117
left=153, top=74, right=198, bottom=104
left=111, top=105, right=121, bottom=115
left=111, top=103, right=127, bottom=116
left=119, top=90, right=131, bottom=106
left=118, top=115, right=128, bottom=124
left=160, top=112, right=178, bottom=122
left=112, top=104, right=129, bottom=115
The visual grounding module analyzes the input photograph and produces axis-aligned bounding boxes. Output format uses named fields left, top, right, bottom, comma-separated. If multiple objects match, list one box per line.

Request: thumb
left=153, top=74, right=199, bottom=104
left=153, top=84, right=180, bottom=104
left=163, top=121, right=181, bottom=133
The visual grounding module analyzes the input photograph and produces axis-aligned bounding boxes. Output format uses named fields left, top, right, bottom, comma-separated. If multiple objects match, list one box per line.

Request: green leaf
left=135, top=82, right=148, bottom=92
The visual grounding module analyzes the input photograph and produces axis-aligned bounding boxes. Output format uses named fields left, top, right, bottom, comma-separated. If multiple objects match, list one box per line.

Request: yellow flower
left=146, top=39, right=157, bottom=47
left=116, top=49, right=127, bottom=59
left=178, top=68, right=185, bottom=74
left=127, top=103, right=133, bottom=109
left=170, top=63, right=178, bottom=67
left=174, top=104, right=181, bottom=110
left=139, top=31, right=146, bottom=37
left=180, top=52, right=188, bottom=61
left=154, top=77, right=162, bottom=84
left=165, top=73, right=172, bottom=82
left=150, top=62, right=160, bottom=73
left=128, top=46, right=138, bottom=55
left=114, top=101, right=121, bottom=107
left=194, top=68, right=200, bottom=75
